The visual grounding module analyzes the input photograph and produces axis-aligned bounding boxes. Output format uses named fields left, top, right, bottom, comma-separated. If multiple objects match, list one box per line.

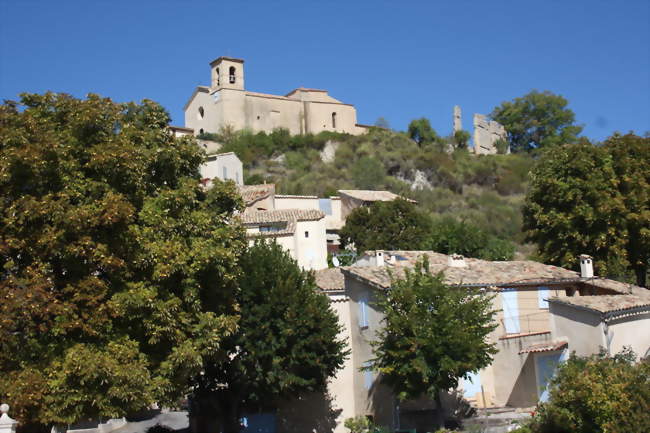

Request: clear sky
left=1, top=1, right=648, bottom=141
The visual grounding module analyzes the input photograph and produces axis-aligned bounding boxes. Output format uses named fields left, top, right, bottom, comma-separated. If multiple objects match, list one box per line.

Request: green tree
left=524, top=136, right=649, bottom=285
left=605, top=133, right=650, bottom=287
left=368, top=258, right=497, bottom=422
left=426, top=217, right=515, bottom=261
left=351, top=156, right=386, bottom=189
left=527, top=349, right=650, bottom=433
left=0, top=93, right=245, bottom=428
left=453, top=130, right=471, bottom=150
left=491, top=90, right=583, bottom=152
left=407, top=118, right=439, bottom=146
left=190, top=241, right=348, bottom=433
left=339, top=198, right=430, bottom=253
left=374, top=117, right=391, bottom=129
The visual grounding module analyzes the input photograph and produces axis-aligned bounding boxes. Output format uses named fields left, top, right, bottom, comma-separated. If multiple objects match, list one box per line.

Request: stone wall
left=473, top=114, right=508, bottom=155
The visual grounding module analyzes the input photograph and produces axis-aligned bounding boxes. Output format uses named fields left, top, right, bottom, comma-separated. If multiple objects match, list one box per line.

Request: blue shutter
left=538, top=286, right=550, bottom=309
left=359, top=294, right=368, bottom=328
left=223, top=166, right=228, bottom=180
left=363, top=361, right=373, bottom=389
left=501, top=289, right=520, bottom=334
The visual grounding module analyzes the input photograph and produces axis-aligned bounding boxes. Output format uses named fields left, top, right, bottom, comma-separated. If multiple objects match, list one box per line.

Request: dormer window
left=229, top=66, right=236, bottom=84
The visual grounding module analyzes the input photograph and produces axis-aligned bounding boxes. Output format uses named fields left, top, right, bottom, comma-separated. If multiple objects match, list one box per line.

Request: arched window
left=216, top=67, right=220, bottom=86
left=331, top=112, right=337, bottom=129
left=199, top=128, right=204, bottom=135
left=229, top=66, right=236, bottom=84
left=198, top=106, right=204, bottom=119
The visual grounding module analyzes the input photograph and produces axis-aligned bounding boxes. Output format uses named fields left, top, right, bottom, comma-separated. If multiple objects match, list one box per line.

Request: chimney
left=376, top=250, right=385, bottom=267
left=580, top=254, right=594, bottom=278
left=448, top=254, right=466, bottom=268
left=389, top=254, right=397, bottom=265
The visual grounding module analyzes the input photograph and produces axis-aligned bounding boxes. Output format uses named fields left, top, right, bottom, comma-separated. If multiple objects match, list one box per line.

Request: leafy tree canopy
left=490, top=90, right=583, bottom=152
left=453, top=130, right=471, bottom=150
left=524, top=134, right=649, bottom=286
left=191, top=241, right=348, bottom=433
left=407, top=118, right=439, bottom=146
left=339, top=198, right=430, bottom=253
left=527, top=349, right=650, bottom=433
left=426, top=217, right=515, bottom=261
left=368, top=258, right=498, bottom=402
left=0, top=93, right=245, bottom=427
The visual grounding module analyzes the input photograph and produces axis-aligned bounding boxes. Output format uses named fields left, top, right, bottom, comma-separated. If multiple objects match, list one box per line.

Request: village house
left=313, top=251, right=649, bottom=432
left=183, top=56, right=370, bottom=136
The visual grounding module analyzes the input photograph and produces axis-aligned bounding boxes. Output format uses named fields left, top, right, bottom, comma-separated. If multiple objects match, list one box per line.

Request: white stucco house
left=313, top=251, right=649, bottom=432
left=200, top=152, right=243, bottom=186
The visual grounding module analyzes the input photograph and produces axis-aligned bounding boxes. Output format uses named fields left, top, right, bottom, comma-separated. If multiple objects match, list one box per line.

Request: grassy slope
left=202, top=127, right=535, bottom=253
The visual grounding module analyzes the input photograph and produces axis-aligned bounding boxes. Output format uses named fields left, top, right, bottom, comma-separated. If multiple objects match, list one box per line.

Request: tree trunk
left=217, top=392, right=242, bottom=433
left=634, top=265, right=647, bottom=289
left=435, top=391, right=445, bottom=428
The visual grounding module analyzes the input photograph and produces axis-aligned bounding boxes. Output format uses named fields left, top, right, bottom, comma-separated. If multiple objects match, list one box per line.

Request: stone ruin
left=452, top=106, right=508, bottom=155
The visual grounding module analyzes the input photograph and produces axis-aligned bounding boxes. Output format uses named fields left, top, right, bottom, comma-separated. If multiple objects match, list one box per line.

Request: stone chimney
left=580, top=254, right=594, bottom=278
left=448, top=254, right=466, bottom=268
left=376, top=250, right=385, bottom=267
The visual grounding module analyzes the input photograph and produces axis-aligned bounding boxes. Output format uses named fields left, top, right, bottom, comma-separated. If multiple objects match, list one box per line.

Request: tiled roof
left=548, top=294, right=650, bottom=315
left=338, top=190, right=416, bottom=203
left=519, top=340, right=568, bottom=355
left=315, top=268, right=345, bottom=292
left=342, top=250, right=638, bottom=295
left=285, top=87, right=328, bottom=96
left=240, top=209, right=324, bottom=224
left=246, top=91, right=294, bottom=101
left=239, top=184, right=275, bottom=205
left=275, top=194, right=319, bottom=199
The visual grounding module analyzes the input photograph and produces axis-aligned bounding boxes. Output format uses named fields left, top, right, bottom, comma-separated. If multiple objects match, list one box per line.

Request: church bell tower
left=210, top=56, right=245, bottom=91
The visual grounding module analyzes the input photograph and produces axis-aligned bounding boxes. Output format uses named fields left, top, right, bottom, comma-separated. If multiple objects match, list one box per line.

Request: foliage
left=344, top=416, right=390, bottom=433
left=426, top=217, right=515, bottom=261
left=490, top=90, right=583, bottom=152
left=374, top=117, right=391, bottom=129
left=145, top=425, right=174, bottom=433
left=191, top=241, right=348, bottom=433
left=407, top=117, right=439, bottom=146
left=453, top=129, right=471, bottom=149
left=368, top=258, right=498, bottom=402
left=351, top=156, right=386, bottom=190
left=0, top=93, right=245, bottom=426
left=494, top=138, right=508, bottom=155
left=524, top=135, right=649, bottom=285
left=605, top=132, right=650, bottom=287
left=526, top=349, right=650, bottom=433
left=339, top=198, right=431, bottom=253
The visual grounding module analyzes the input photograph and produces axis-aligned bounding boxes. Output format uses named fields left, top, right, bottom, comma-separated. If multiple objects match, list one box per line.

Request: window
left=501, top=289, right=520, bottom=334
left=331, top=112, right=337, bottom=128
left=538, top=286, right=550, bottom=309
left=259, top=225, right=281, bottom=233
left=223, top=166, right=228, bottom=179
left=304, top=231, right=309, bottom=238
left=198, top=106, right=204, bottom=120
left=359, top=293, right=369, bottom=328
left=319, top=198, right=332, bottom=215
left=199, top=128, right=204, bottom=135
left=363, top=361, right=374, bottom=390
left=229, top=66, right=236, bottom=84
left=216, top=67, right=220, bottom=86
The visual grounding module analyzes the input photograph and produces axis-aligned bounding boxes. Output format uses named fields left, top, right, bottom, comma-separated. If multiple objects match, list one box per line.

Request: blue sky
left=1, top=1, right=648, bottom=141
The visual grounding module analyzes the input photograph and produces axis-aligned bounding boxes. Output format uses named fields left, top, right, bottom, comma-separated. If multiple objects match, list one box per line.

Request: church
left=184, top=56, right=369, bottom=136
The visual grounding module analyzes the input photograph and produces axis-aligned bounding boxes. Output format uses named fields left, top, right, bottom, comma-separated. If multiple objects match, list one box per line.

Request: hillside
left=199, top=127, right=536, bottom=254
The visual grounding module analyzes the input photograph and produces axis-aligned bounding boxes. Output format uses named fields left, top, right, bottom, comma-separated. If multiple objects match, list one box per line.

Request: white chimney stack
left=376, top=251, right=385, bottom=267
left=580, top=254, right=594, bottom=278
left=448, top=254, right=466, bottom=268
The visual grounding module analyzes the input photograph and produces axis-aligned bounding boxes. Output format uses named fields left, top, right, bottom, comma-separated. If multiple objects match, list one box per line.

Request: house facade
left=200, top=152, right=243, bottom=186
left=184, top=57, right=369, bottom=136
left=314, top=251, right=648, bottom=431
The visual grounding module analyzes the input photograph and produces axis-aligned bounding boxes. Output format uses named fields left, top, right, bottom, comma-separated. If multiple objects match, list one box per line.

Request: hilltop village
left=164, top=57, right=650, bottom=432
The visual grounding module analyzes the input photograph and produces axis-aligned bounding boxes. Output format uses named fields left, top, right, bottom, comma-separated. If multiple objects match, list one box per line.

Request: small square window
left=304, top=231, right=309, bottom=238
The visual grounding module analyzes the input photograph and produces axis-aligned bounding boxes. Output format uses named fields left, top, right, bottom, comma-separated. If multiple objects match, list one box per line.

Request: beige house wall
left=550, top=303, right=605, bottom=357
left=294, top=219, right=328, bottom=270
left=608, top=313, right=650, bottom=359
left=326, top=197, right=343, bottom=231
left=200, top=153, right=243, bottom=185
left=274, top=196, right=320, bottom=211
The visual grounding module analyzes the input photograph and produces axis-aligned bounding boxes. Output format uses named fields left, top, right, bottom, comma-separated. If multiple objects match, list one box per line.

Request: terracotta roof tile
left=548, top=294, right=650, bottom=315
left=315, top=268, right=345, bottom=292
left=338, top=190, right=416, bottom=203
left=239, top=184, right=275, bottom=205
left=240, top=209, right=324, bottom=224
left=519, top=340, right=568, bottom=354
